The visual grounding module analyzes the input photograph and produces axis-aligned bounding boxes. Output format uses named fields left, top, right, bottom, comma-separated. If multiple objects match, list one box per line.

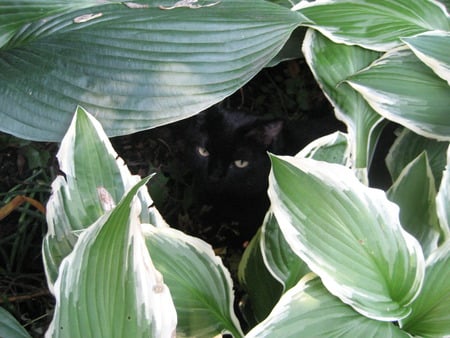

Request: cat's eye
left=197, top=146, right=210, bottom=157
left=234, top=159, right=249, bottom=168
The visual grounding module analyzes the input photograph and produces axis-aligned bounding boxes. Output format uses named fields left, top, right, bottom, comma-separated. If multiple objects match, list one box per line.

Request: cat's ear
left=194, top=106, right=217, bottom=128
left=247, top=120, right=283, bottom=146
left=197, top=105, right=221, bottom=123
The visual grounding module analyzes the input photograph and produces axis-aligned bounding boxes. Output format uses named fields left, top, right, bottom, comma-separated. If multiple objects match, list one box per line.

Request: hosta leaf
left=294, top=0, right=450, bottom=51
left=268, top=154, right=425, bottom=321
left=347, top=47, right=450, bottom=141
left=261, top=211, right=310, bottom=292
left=386, top=128, right=449, bottom=189
left=43, top=106, right=162, bottom=289
left=0, top=307, right=31, bottom=338
left=436, top=145, right=450, bottom=240
left=266, top=27, right=306, bottom=67
left=143, top=226, right=243, bottom=338
left=296, top=131, right=350, bottom=166
left=402, top=30, right=450, bottom=85
left=400, top=240, right=450, bottom=336
left=246, top=274, right=410, bottom=338
left=387, top=152, right=440, bottom=257
left=238, top=224, right=283, bottom=324
left=0, top=0, right=304, bottom=141
left=266, top=0, right=293, bottom=8
left=0, top=1, right=100, bottom=48
left=46, top=178, right=177, bottom=338
left=302, top=29, right=384, bottom=176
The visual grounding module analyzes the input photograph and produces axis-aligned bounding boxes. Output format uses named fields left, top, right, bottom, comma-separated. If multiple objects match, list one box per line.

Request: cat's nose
left=208, top=165, right=226, bottom=181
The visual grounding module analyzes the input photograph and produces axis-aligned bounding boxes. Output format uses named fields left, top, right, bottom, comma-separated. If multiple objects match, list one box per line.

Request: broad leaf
left=302, top=29, right=384, bottom=179
left=266, top=27, right=306, bottom=67
left=347, top=47, right=450, bottom=141
left=43, top=106, right=162, bottom=289
left=387, top=152, right=440, bottom=257
left=436, top=145, right=450, bottom=240
left=0, top=307, right=31, bottom=338
left=0, top=0, right=304, bottom=141
left=266, top=0, right=293, bottom=8
left=296, top=131, right=350, bottom=166
left=261, top=211, right=310, bottom=292
left=400, top=240, right=450, bottom=336
left=268, top=154, right=425, bottom=321
left=294, top=0, right=450, bottom=51
left=0, top=1, right=100, bottom=48
left=386, top=128, right=449, bottom=189
left=46, top=178, right=177, bottom=338
left=246, top=274, right=410, bottom=338
left=402, top=30, right=450, bottom=85
left=238, top=226, right=283, bottom=325
left=144, top=226, right=243, bottom=338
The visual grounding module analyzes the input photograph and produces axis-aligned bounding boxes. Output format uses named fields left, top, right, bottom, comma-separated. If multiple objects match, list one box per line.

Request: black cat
left=180, top=106, right=284, bottom=245
left=187, top=107, right=283, bottom=198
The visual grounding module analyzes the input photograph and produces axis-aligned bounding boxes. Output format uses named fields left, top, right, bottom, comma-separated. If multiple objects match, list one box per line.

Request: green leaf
left=400, top=240, right=450, bottom=336
left=0, top=0, right=304, bottom=141
left=436, top=145, right=450, bottom=241
left=296, top=131, right=350, bottom=166
left=265, top=0, right=293, bottom=8
left=302, top=29, right=384, bottom=177
left=386, top=128, right=449, bottom=190
left=0, top=307, right=31, bottom=338
left=46, top=178, right=177, bottom=338
left=387, top=152, right=441, bottom=257
left=402, top=30, right=450, bottom=85
left=294, top=0, right=450, bottom=51
left=246, top=274, right=410, bottom=338
left=266, top=27, right=306, bottom=67
left=21, top=144, right=50, bottom=169
left=0, top=1, right=100, bottom=48
left=43, top=106, right=162, bottom=288
left=261, top=211, right=310, bottom=292
left=347, top=47, right=450, bottom=141
left=268, top=154, right=425, bottom=321
left=238, top=226, right=283, bottom=324
left=144, top=226, right=243, bottom=338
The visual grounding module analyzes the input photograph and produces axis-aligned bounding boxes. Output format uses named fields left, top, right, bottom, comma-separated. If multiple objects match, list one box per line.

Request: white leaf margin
left=295, top=130, right=351, bottom=165
left=268, top=155, right=426, bottom=321
left=436, top=145, right=450, bottom=240
left=46, top=190, right=177, bottom=337
left=142, top=224, right=244, bottom=337
left=44, top=106, right=168, bottom=291
left=346, top=47, right=450, bottom=142
left=402, top=30, right=450, bottom=86
left=56, top=106, right=167, bottom=227
left=292, top=0, right=450, bottom=52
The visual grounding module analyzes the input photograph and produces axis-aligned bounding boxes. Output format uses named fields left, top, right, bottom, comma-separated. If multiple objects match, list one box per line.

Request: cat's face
left=187, top=108, right=282, bottom=198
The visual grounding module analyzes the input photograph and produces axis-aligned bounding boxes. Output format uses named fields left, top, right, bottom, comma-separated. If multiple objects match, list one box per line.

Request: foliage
left=0, top=306, right=30, bottom=338
left=0, top=135, right=55, bottom=336
left=0, top=0, right=303, bottom=141
left=0, top=0, right=450, bottom=337
left=44, top=106, right=241, bottom=337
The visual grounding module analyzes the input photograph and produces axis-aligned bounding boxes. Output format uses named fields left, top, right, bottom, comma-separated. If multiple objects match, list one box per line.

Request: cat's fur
left=186, top=107, right=283, bottom=199
left=179, top=106, right=285, bottom=245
